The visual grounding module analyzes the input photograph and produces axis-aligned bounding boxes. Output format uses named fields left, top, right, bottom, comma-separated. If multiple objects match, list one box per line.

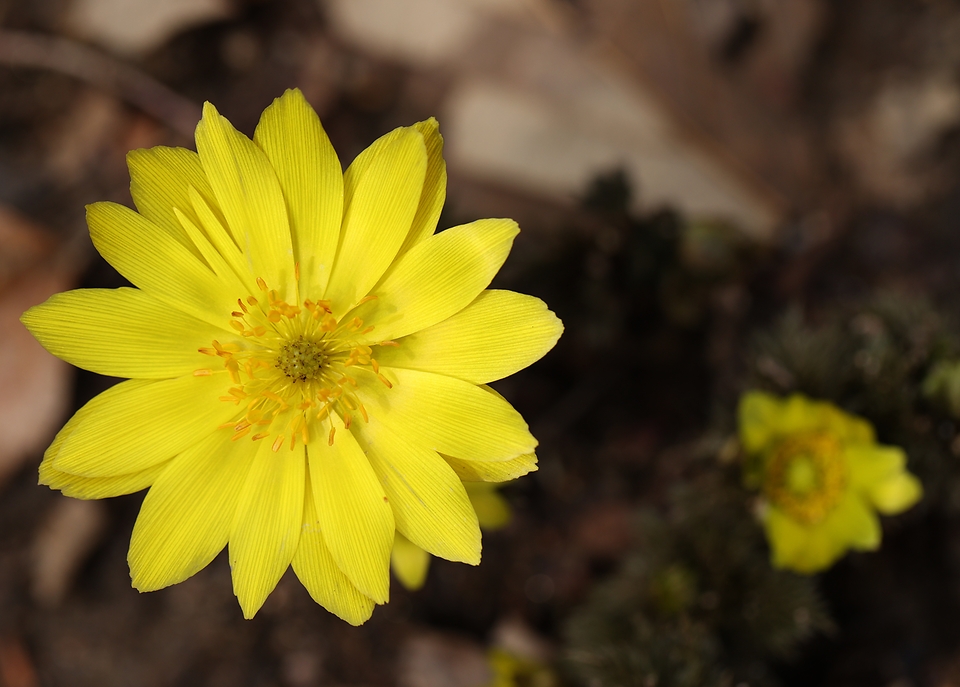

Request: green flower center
left=763, top=432, right=846, bottom=524
left=276, top=336, right=328, bottom=382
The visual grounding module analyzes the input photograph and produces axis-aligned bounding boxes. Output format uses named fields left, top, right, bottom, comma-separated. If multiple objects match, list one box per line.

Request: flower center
left=763, top=432, right=846, bottom=525
left=194, top=278, right=396, bottom=451
left=276, top=336, right=327, bottom=382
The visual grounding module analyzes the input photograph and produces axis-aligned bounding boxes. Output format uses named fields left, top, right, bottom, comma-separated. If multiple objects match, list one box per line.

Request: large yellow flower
left=21, top=89, right=562, bottom=622
left=739, top=391, right=922, bottom=573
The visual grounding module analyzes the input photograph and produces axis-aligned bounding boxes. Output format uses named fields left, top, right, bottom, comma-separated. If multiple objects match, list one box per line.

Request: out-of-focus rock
left=322, top=0, right=782, bottom=240
left=31, top=499, right=108, bottom=607
left=66, top=0, right=232, bottom=56
left=836, top=74, right=960, bottom=205
left=398, top=632, right=492, bottom=687
left=490, top=617, right=554, bottom=662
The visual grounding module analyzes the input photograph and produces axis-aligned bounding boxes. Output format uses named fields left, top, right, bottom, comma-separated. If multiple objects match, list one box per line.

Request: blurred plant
left=563, top=470, right=831, bottom=687
left=21, top=89, right=563, bottom=622
left=486, top=648, right=558, bottom=687
left=749, top=293, right=960, bottom=511
left=739, top=391, right=922, bottom=573
left=393, top=482, right=513, bottom=591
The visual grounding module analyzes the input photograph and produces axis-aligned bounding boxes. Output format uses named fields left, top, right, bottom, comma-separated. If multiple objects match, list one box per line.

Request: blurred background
left=4, top=0, right=960, bottom=685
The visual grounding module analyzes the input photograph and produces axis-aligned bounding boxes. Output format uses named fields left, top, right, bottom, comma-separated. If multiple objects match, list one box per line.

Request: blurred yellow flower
left=738, top=391, right=922, bottom=574
left=392, top=481, right=513, bottom=590
left=21, top=89, right=562, bottom=621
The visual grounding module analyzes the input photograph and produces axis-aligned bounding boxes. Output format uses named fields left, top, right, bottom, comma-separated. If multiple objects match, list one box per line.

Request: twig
left=0, top=30, right=200, bottom=138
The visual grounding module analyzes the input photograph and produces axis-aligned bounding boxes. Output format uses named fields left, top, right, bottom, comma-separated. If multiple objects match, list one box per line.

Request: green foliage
left=563, top=471, right=831, bottom=687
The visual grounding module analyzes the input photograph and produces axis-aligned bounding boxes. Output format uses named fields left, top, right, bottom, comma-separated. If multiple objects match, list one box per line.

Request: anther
left=193, top=369, right=213, bottom=376
left=257, top=277, right=268, bottom=291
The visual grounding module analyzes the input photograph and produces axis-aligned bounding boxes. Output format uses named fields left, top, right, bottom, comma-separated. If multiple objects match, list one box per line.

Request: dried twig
left=0, top=29, right=200, bottom=138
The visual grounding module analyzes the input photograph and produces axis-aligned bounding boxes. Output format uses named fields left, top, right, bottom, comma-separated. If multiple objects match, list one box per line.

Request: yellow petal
left=127, top=146, right=224, bottom=257
left=845, top=444, right=907, bottom=489
left=53, top=375, right=235, bottom=477
left=186, top=186, right=259, bottom=294
left=391, top=532, right=430, bottom=591
left=129, top=429, right=259, bottom=592
left=358, top=367, right=537, bottom=462
left=254, top=89, right=343, bottom=297
left=22, top=287, right=225, bottom=379
left=325, top=128, right=426, bottom=315
left=869, top=473, right=923, bottom=515
left=195, top=102, right=296, bottom=300
left=826, top=493, right=881, bottom=552
left=292, top=463, right=376, bottom=626
left=465, top=482, right=512, bottom=530
left=40, top=462, right=166, bottom=499
left=375, top=290, right=562, bottom=384
left=230, top=439, right=306, bottom=619
left=396, top=118, right=446, bottom=257
left=173, top=208, right=251, bottom=296
left=86, top=201, right=236, bottom=328
left=355, top=416, right=480, bottom=564
left=353, top=219, right=519, bottom=344
left=307, top=415, right=394, bottom=603
left=737, top=391, right=783, bottom=454
left=39, top=405, right=167, bottom=498
left=444, top=453, right=538, bottom=482
left=764, top=507, right=836, bottom=574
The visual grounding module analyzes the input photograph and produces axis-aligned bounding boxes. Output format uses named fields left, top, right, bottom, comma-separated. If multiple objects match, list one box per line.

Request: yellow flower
left=21, top=89, right=562, bottom=622
left=392, top=481, right=513, bottom=590
left=738, top=391, right=922, bottom=574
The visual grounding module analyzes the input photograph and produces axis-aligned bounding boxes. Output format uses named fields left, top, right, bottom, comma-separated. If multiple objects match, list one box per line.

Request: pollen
left=207, top=280, right=399, bottom=449
left=763, top=432, right=846, bottom=525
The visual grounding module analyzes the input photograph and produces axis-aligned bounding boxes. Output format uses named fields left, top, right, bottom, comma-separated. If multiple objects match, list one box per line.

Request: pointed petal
left=391, top=532, right=430, bottom=591
left=254, top=89, right=344, bottom=297
left=307, top=415, right=394, bottom=603
left=53, top=375, right=236, bottom=477
left=358, top=367, right=536, bottom=462
left=737, top=391, right=783, bottom=454
left=22, top=287, right=226, bottom=379
left=845, top=445, right=907, bottom=489
left=292, top=464, right=376, bottom=626
left=87, top=201, right=236, bottom=328
left=869, top=473, right=923, bottom=514
left=195, top=102, right=296, bottom=300
left=39, top=405, right=167, bottom=498
left=355, top=416, right=480, bottom=564
left=129, top=429, right=259, bottom=591
left=229, top=439, right=305, bottom=619
left=396, top=118, right=446, bottom=257
left=827, top=493, right=881, bottom=552
left=127, top=146, right=224, bottom=257
left=375, top=290, right=562, bottom=383
left=353, top=219, right=518, bottom=343
left=764, top=508, right=832, bottom=573
left=444, top=453, right=538, bottom=482
left=325, top=129, right=426, bottom=315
